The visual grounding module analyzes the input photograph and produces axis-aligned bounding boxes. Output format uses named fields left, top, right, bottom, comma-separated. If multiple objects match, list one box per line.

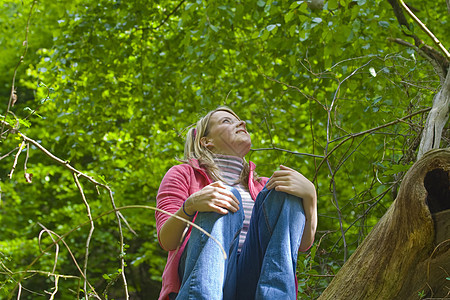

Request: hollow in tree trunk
left=319, top=148, right=450, bottom=299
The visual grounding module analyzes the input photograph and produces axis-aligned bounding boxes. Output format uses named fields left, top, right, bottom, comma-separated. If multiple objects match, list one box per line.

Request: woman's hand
left=266, top=165, right=316, bottom=200
left=183, top=181, right=240, bottom=216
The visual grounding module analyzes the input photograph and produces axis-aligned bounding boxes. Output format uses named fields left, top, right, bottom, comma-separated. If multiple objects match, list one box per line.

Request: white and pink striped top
left=214, top=155, right=254, bottom=251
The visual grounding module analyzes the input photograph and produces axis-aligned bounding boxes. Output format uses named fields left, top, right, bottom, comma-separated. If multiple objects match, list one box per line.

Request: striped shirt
left=214, top=155, right=254, bottom=251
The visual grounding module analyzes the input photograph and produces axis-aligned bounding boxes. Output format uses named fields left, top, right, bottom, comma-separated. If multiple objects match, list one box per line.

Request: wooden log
left=319, top=148, right=450, bottom=299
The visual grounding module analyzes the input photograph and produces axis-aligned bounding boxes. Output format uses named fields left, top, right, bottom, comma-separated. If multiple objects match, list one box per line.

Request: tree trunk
left=319, top=148, right=450, bottom=300
left=417, top=71, right=450, bottom=159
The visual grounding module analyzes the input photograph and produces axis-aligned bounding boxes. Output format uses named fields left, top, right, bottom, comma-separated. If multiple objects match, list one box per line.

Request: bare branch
left=17, top=283, right=22, bottom=300
left=8, top=141, right=26, bottom=179
left=48, top=275, right=59, bottom=300
left=73, top=173, right=95, bottom=299
left=0, top=147, right=19, bottom=162
left=387, top=0, right=449, bottom=82
left=141, top=0, right=186, bottom=31
left=0, top=123, right=126, bottom=299
left=1, top=1, right=37, bottom=137
left=2, top=124, right=227, bottom=298
left=37, top=224, right=101, bottom=300
left=326, top=159, right=348, bottom=261
left=398, top=0, right=450, bottom=60
left=314, top=107, right=432, bottom=181
left=251, top=147, right=324, bottom=158
left=388, top=37, right=446, bottom=81
left=13, top=205, right=226, bottom=295
left=259, top=69, right=327, bottom=110
left=37, top=229, right=59, bottom=274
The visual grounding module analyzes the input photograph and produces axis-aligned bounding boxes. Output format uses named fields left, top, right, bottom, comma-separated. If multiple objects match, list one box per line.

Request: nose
left=237, top=120, right=246, bottom=129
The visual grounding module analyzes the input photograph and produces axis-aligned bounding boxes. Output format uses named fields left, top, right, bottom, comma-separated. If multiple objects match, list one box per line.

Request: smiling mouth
left=236, top=129, right=247, bottom=134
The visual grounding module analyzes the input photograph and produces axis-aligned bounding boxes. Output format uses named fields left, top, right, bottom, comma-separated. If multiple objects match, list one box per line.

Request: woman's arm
left=266, top=165, right=318, bottom=251
left=156, top=167, right=240, bottom=251
left=158, top=202, right=197, bottom=251
left=298, top=192, right=317, bottom=252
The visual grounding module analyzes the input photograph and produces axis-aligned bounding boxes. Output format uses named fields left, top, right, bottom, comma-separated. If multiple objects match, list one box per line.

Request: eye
left=222, top=118, right=231, bottom=123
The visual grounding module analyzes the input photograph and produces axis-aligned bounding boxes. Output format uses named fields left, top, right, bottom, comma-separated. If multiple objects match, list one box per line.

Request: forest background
left=0, top=0, right=448, bottom=299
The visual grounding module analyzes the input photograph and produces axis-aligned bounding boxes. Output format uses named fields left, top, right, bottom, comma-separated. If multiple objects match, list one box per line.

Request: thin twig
left=73, top=173, right=95, bottom=300
left=314, top=107, right=432, bottom=181
left=1, top=0, right=36, bottom=137
left=24, top=143, right=32, bottom=183
left=9, top=204, right=227, bottom=298
left=2, top=124, right=227, bottom=299
left=108, top=188, right=129, bottom=300
left=251, top=147, right=324, bottom=158
left=259, top=70, right=326, bottom=110
left=329, top=59, right=374, bottom=113
left=3, top=125, right=130, bottom=298
left=36, top=224, right=101, bottom=300
left=263, top=117, right=283, bottom=165
left=118, top=211, right=137, bottom=235
left=8, top=141, right=26, bottom=179
left=326, top=159, right=347, bottom=261
left=49, top=275, right=59, bottom=300
left=323, top=60, right=374, bottom=262
left=0, top=147, right=19, bottom=161
left=143, top=0, right=186, bottom=31
left=398, top=0, right=450, bottom=60
left=23, top=82, right=51, bottom=121
left=330, top=135, right=370, bottom=188
left=304, top=274, right=335, bottom=277
left=332, top=185, right=394, bottom=251
left=16, top=283, right=22, bottom=300
left=8, top=269, right=79, bottom=279
left=37, top=229, right=59, bottom=274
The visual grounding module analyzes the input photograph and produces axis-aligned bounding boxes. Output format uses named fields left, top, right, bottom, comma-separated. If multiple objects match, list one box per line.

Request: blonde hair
left=180, top=106, right=253, bottom=186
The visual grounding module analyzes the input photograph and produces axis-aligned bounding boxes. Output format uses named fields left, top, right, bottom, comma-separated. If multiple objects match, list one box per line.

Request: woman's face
left=202, top=110, right=251, bottom=158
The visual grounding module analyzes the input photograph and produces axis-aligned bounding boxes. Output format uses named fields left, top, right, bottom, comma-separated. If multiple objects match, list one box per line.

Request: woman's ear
left=201, top=137, right=214, bottom=149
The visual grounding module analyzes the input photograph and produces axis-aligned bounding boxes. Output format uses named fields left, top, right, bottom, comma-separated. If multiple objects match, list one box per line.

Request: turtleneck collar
left=214, top=154, right=244, bottom=184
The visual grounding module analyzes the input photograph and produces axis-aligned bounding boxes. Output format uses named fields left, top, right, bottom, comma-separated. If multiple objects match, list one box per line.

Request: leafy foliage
left=0, top=0, right=448, bottom=298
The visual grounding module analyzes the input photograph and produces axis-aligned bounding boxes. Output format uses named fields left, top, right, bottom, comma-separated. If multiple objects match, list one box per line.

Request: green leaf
left=210, top=24, right=219, bottom=32
left=266, top=24, right=277, bottom=31
left=378, top=21, right=390, bottom=28
left=18, top=118, right=31, bottom=128
left=400, top=24, right=412, bottom=35
left=185, top=3, right=195, bottom=10
left=261, top=29, right=270, bottom=40
left=290, top=1, right=304, bottom=9
left=328, top=0, right=339, bottom=10
left=284, top=11, right=294, bottom=23
left=383, top=163, right=413, bottom=176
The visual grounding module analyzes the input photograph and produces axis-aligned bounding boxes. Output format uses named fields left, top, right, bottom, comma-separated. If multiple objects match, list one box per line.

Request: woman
left=155, top=107, right=317, bottom=300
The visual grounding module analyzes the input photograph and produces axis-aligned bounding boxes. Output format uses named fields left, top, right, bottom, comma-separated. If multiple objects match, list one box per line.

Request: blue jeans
left=176, top=186, right=305, bottom=300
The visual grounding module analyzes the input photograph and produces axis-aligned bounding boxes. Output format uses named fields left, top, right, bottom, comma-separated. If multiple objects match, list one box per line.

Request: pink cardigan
left=155, top=159, right=267, bottom=300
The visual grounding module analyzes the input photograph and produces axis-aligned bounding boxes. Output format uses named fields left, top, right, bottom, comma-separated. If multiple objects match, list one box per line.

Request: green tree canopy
left=1, top=0, right=448, bottom=298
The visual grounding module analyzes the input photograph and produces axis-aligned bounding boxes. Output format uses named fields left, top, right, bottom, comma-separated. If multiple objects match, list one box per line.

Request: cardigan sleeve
left=155, top=165, right=193, bottom=244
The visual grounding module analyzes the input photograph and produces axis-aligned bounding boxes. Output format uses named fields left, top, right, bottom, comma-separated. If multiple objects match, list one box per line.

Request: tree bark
left=319, top=148, right=450, bottom=300
left=417, top=70, right=450, bottom=159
